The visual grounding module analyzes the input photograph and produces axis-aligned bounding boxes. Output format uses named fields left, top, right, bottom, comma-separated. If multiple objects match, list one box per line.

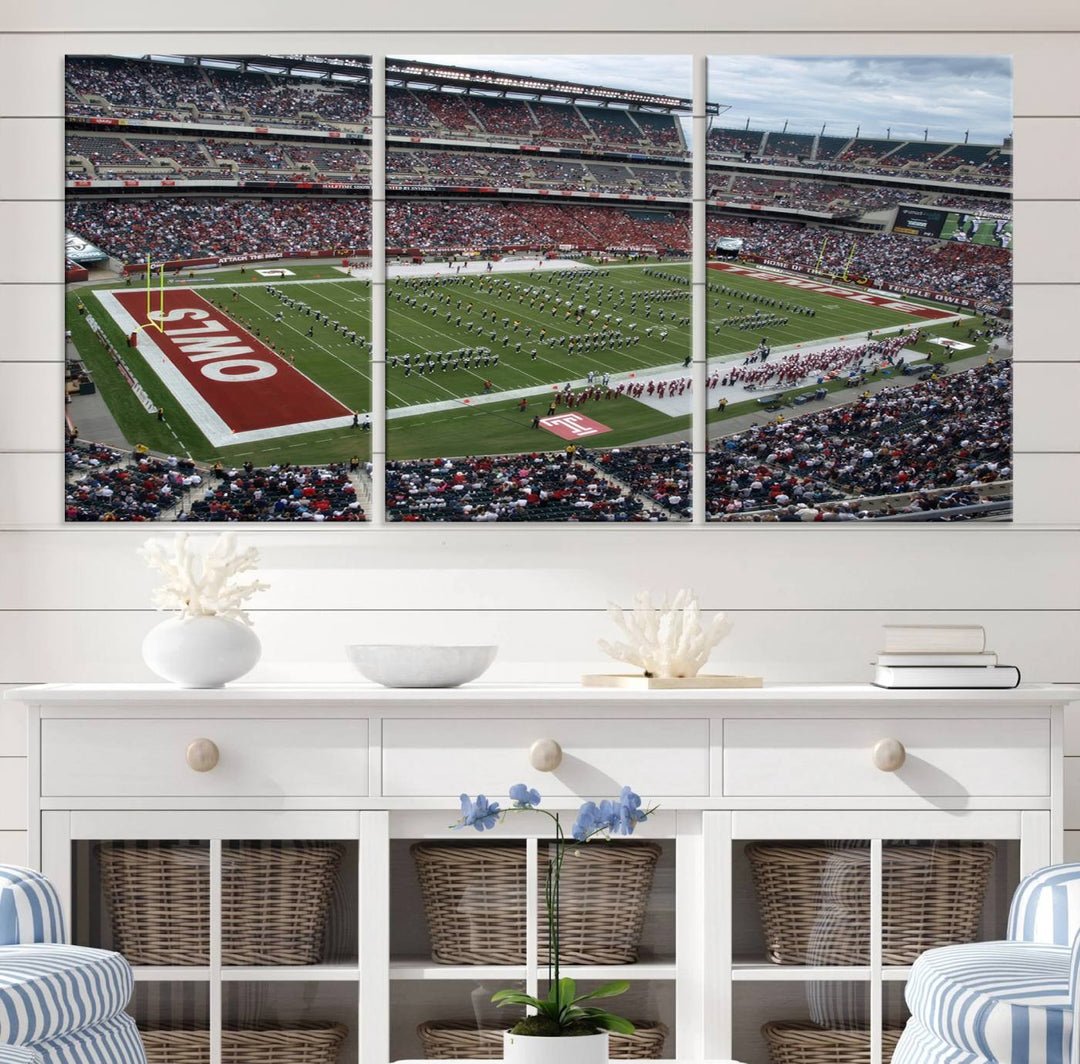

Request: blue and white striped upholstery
left=0, top=944, right=134, bottom=1046
left=0, top=1046, right=43, bottom=1064
left=1009, top=863, right=1080, bottom=945
left=0, top=869, right=64, bottom=948
left=0, top=867, right=145, bottom=1064
left=29, top=1013, right=146, bottom=1064
left=894, top=863, right=1080, bottom=1064
left=892, top=1017, right=993, bottom=1064
left=904, top=940, right=1072, bottom=1063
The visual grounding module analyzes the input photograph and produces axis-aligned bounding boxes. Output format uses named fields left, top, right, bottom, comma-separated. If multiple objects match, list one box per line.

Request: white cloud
left=706, top=55, right=1012, bottom=144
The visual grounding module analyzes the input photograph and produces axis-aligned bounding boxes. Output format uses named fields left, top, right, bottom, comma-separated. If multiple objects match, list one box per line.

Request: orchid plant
left=454, top=784, right=657, bottom=1037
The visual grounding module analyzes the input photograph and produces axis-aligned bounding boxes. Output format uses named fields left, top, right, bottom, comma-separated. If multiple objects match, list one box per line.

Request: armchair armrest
left=0, top=865, right=66, bottom=946
left=1008, top=862, right=1080, bottom=945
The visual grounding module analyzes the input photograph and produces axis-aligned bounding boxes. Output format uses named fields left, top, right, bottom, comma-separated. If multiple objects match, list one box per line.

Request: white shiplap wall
left=2, top=2, right=1080, bottom=867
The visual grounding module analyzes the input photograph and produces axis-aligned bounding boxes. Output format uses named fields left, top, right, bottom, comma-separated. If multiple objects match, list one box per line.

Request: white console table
left=9, top=682, right=1076, bottom=1064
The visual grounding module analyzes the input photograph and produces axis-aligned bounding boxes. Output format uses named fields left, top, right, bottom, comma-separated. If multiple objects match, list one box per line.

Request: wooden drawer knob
left=186, top=738, right=220, bottom=773
left=872, top=738, right=906, bottom=772
left=529, top=739, right=563, bottom=772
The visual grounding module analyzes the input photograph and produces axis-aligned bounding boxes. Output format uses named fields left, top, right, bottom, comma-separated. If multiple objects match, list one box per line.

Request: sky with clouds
left=707, top=55, right=1012, bottom=144
left=406, top=54, right=1011, bottom=145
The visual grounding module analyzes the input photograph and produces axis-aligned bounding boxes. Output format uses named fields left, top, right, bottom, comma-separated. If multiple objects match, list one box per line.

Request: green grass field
left=67, top=260, right=966, bottom=465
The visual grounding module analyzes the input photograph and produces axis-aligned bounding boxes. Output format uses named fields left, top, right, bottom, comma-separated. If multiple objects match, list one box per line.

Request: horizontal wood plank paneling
left=1013, top=285, right=1080, bottom=362
left=0, top=454, right=60, bottom=526
left=0, top=362, right=64, bottom=451
left=0, top=758, right=27, bottom=830
left=0, top=832, right=28, bottom=867
left=1014, top=363, right=1080, bottom=452
left=1013, top=454, right=1080, bottom=523
left=1014, top=202, right=1080, bottom=285
left=7, top=0, right=1080, bottom=34
left=0, top=687, right=27, bottom=757
left=1014, top=119, right=1080, bottom=199
left=0, top=201, right=62, bottom=284
left=2, top=609, right=1077, bottom=684
left=0, top=529, right=1078, bottom=611
left=0, top=117, right=62, bottom=200
left=0, top=286, right=64, bottom=362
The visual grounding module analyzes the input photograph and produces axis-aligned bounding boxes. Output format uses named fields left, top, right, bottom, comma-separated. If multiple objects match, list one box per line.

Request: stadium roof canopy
left=385, top=57, right=716, bottom=113
left=125, top=53, right=720, bottom=113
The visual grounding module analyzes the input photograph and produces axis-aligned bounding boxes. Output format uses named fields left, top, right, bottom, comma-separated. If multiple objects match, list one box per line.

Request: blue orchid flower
left=456, top=793, right=501, bottom=831
left=615, top=786, right=647, bottom=835
left=572, top=801, right=600, bottom=841
left=509, top=783, right=541, bottom=808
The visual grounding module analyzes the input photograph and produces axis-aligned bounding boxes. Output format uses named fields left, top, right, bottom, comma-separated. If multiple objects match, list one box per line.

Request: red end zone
left=111, top=288, right=351, bottom=434
left=707, top=261, right=955, bottom=321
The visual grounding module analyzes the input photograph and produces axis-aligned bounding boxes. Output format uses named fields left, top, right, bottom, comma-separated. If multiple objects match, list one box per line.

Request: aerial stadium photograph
left=61, top=53, right=1012, bottom=523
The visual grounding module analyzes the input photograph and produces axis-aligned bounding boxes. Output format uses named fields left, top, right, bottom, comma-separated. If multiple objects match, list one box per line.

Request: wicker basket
left=746, top=841, right=996, bottom=965
left=412, top=841, right=661, bottom=965
left=761, top=1022, right=902, bottom=1064
left=140, top=1025, right=348, bottom=1064
left=416, top=1020, right=668, bottom=1059
left=98, top=841, right=345, bottom=966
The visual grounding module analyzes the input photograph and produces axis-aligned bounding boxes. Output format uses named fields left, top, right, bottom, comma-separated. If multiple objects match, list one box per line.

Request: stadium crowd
left=707, top=216, right=1011, bottom=307
left=577, top=360, right=1011, bottom=521
left=65, top=193, right=1009, bottom=307
left=65, top=57, right=686, bottom=152
left=705, top=127, right=1011, bottom=186
left=184, top=464, right=365, bottom=521
left=65, top=454, right=201, bottom=521
left=66, top=57, right=371, bottom=131
left=385, top=453, right=662, bottom=521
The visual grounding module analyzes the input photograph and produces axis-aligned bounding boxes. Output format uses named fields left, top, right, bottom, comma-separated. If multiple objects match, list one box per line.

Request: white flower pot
left=142, top=615, right=261, bottom=689
left=503, top=1030, right=608, bottom=1064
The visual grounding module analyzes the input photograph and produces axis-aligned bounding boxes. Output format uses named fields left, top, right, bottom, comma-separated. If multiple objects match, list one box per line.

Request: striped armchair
left=0, top=865, right=147, bottom=1064
left=893, top=862, right=1080, bottom=1064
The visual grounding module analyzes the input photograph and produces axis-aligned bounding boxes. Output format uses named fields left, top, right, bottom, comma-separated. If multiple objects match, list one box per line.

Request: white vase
left=503, top=1031, right=608, bottom=1064
left=142, top=615, right=261, bottom=689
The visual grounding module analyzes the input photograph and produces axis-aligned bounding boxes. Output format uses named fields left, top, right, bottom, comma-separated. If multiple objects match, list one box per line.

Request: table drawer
left=42, top=718, right=368, bottom=797
left=382, top=717, right=709, bottom=797
left=723, top=717, right=1050, bottom=798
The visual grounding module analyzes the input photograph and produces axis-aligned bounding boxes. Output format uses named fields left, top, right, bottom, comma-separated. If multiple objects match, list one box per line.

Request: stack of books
left=873, top=625, right=1021, bottom=689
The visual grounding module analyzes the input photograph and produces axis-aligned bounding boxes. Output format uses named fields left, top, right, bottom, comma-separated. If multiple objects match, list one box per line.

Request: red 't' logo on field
left=539, top=413, right=612, bottom=439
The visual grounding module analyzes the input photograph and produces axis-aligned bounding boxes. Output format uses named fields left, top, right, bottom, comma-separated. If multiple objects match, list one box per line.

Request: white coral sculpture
left=598, top=589, right=734, bottom=678
left=138, top=532, right=270, bottom=625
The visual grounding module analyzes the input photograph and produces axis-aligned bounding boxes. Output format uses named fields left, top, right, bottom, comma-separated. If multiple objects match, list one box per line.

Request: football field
left=69, top=259, right=969, bottom=465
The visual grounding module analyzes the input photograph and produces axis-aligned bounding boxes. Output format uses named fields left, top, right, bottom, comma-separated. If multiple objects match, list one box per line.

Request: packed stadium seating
left=65, top=190, right=1009, bottom=306
left=582, top=361, right=1011, bottom=521
left=65, top=196, right=373, bottom=262
left=385, top=453, right=659, bottom=521
left=65, top=56, right=370, bottom=131
left=705, top=124, right=1011, bottom=186
left=186, top=464, right=365, bottom=521
left=706, top=216, right=1011, bottom=306
left=64, top=455, right=196, bottom=521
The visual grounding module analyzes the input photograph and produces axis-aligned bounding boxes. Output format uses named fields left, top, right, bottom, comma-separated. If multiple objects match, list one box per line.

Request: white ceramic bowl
left=346, top=644, right=498, bottom=688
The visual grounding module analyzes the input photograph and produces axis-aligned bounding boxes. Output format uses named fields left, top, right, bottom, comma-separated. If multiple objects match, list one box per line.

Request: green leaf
left=587, top=1011, right=635, bottom=1032
left=572, top=980, right=630, bottom=1003
left=491, top=991, right=541, bottom=1009
left=557, top=977, right=577, bottom=1007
